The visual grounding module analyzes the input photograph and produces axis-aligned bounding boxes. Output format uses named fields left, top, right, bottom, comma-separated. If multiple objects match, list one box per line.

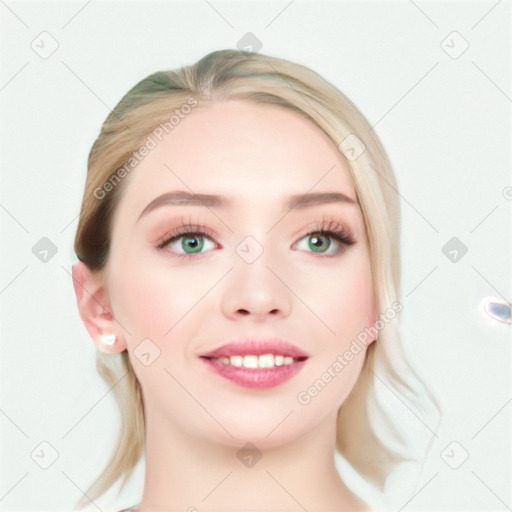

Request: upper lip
left=201, top=337, right=310, bottom=359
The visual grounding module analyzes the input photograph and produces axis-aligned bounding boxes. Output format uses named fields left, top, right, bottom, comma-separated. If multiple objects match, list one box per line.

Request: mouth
left=200, top=354, right=308, bottom=368
left=199, top=337, right=309, bottom=389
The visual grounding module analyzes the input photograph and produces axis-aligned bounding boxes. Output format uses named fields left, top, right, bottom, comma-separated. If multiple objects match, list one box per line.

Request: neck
left=135, top=406, right=370, bottom=511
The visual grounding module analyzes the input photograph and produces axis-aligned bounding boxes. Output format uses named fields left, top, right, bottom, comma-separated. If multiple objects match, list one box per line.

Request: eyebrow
left=137, top=190, right=358, bottom=221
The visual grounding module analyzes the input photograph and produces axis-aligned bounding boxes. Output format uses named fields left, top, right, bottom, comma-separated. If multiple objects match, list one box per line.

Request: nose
left=220, top=253, right=293, bottom=322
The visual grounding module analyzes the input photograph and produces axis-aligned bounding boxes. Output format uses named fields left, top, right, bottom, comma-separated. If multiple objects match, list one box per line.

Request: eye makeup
left=152, top=214, right=357, bottom=261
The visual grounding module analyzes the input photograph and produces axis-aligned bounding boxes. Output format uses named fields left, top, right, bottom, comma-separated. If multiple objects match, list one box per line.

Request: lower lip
left=200, top=357, right=307, bottom=389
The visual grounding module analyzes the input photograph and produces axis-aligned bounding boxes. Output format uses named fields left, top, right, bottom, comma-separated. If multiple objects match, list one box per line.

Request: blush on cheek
left=128, top=285, right=172, bottom=332
left=327, top=267, right=375, bottom=341
left=119, top=268, right=207, bottom=344
left=349, top=257, right=376, bottom=330
left=107, top=264, right=165, bottom=336
left=359, top=277, right=377, bottom=330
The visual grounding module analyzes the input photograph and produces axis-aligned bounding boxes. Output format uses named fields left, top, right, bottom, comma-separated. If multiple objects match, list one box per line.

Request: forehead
left=114, top=99, right=358, bottom=221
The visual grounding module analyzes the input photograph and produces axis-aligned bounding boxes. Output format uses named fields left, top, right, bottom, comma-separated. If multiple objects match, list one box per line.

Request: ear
left=71, top=261, right=126, bottom=353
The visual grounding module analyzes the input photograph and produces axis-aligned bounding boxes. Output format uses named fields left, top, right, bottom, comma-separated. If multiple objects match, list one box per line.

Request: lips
left=199, top=336, right=310, bottom=389
left=200, top=337, right=310, bottom=360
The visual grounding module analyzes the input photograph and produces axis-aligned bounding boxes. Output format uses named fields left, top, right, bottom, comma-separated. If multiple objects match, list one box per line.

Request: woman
left=71, top=49, right=441, bottom=511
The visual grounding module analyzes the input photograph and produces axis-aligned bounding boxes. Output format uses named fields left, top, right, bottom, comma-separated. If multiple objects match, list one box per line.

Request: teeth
left=211, top=353, right=299, bottom=368
left=258, top=354, right=274, bottom=368
left=243, top=355, right=259, bottom=368
left=230, top=355, right=243, bottom=367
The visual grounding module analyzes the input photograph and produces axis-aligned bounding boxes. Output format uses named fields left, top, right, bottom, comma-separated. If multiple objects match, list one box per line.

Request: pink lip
left=200, top=337, right=310, bottom=359
left=200, top=358, right=307, bottom=389
left=199, top=337, right=309, bottom=390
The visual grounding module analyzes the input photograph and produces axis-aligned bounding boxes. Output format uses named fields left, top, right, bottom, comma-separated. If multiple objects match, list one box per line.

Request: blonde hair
left=73, top=49, right=441, bottom=509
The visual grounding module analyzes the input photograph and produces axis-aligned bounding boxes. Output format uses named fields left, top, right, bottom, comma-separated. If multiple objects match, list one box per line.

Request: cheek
left=314, top=256, right=375, bottom=340
left=295, top=257, right=374, bottom=413
left=107, top=254, right=201, bottom=342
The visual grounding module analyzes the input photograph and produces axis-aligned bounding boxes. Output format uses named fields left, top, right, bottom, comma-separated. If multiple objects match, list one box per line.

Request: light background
left=0, top=0, right=510, bottom=510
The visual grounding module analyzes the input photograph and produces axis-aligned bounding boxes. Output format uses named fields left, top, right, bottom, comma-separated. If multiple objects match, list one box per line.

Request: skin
left=72, top=99, right=378, bottom=511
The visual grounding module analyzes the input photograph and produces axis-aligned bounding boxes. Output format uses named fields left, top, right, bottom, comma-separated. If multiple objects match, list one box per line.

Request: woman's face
left=104, top=99, right=376, bottom=447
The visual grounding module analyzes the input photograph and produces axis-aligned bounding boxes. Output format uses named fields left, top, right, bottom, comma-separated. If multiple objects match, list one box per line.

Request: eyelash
left=155, top=215, right=357, bottom=260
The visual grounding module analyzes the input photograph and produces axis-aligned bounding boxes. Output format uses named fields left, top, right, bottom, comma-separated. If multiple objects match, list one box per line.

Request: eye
left=156, top=226, right=217, bottom=260
left=294, top=220, right=356, bottom=257
left=155, top=217, right=356, bottom=260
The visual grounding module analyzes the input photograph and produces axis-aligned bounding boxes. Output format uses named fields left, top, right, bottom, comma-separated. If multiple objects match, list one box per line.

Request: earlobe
left=71, top=261, right=124, bottom=352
